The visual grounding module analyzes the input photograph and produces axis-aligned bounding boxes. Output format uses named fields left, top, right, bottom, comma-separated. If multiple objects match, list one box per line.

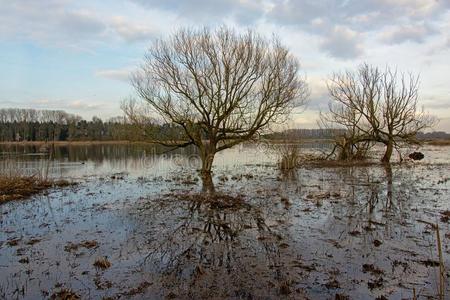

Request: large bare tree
left=325, top=63, right=435, bottom=162
left=131, top=27, right=308, bottom=191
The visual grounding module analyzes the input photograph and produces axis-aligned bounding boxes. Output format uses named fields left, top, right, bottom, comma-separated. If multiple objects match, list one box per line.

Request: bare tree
left=319, top=102, right=372, bottom=161
left=325, top=63, right=435, bottom=162
left=131, top=27, right=308, bottom=192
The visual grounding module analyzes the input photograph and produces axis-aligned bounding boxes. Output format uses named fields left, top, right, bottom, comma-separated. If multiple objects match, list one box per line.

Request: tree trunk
left=382, top=139, right=394, bottom=163
left=383, top=163, right=393, bottom=209
left=200, top=150, right=215, bottom=194
left=337, top=139, right=351, bottom=160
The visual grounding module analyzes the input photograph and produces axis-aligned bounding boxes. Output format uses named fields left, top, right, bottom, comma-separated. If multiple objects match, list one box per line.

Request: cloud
left=320, top=26, right=364, bottom=59
left=0, top=1, right=159, bottom=48
left=110, top=16, right=156, bottom=42
left=381, top=23, right=436, bottom=44
left=0, top=1, right=106, bottom=46
left=59, top=10, right=106, bottom=37
left=130, top=0, right=265, bottom=23
left=32, top=99, right=51, bottom=105
left=266, top=0, right=448, bottom=58
left=95, top=68, right=132, bottom=82
left=27, top=98, right=103, bottom=111
left=68, top=100, right=101, bottom=110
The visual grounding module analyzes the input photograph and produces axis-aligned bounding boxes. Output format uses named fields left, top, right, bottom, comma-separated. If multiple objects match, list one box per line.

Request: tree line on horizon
left=0, top=107, right=447, bottom=143
left=0, top=107, right=353, bottom=142
left=0, top=108, right=184, bottom=142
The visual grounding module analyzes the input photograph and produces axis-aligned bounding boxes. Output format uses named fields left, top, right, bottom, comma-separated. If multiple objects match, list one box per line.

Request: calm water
left=0, top=143, right=449, bottom=299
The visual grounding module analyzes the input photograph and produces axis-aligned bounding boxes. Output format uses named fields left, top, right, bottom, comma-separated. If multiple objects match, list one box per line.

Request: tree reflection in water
left=129, top=193, right=297, bottom=298
left=121, top=163, right=442, bottom=299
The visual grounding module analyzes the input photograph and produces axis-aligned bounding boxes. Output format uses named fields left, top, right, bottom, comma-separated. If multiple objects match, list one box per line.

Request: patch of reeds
left=50, top=288, right=80, bottom=300
left=93, top=256, right=111, bottom=270
left=0, top=175, right=51, bottom=203
left=0, top=155, right=74, bottom=203
left=0, top=175, right=72, bottom=203
left=278, top=144, right=300, bottom=170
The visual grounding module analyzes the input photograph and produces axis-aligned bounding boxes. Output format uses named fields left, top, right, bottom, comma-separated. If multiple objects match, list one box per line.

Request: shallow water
left=0, top=143, right=449, bottom=299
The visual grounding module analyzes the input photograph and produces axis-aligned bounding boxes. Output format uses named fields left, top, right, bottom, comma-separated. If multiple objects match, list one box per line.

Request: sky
left=0, top=0, right=449, bottom=131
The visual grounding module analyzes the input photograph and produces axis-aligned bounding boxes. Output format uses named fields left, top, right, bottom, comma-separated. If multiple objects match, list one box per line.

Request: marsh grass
left=0, top=151, right=73, bottom=203
left=93, top=257, right=111, bottom=270
left=50, top=288, right=80, bottom=300
left=277, top=143, right=301, bottom=171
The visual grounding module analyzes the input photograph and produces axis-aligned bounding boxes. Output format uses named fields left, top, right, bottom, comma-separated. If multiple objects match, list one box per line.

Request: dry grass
left=279, top=148, right=300, bottom=170
left=0, top=175, right=72, bottom=203
left=305, top=159, right=380, bottom=168
left=93, top=257, right=111, bottom=270
left=50, top=288, right=80, bottom=300
left=426, top=139, right=450, bottom=146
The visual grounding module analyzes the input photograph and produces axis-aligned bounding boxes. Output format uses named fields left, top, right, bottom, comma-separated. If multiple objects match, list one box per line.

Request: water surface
left=0, top=143, right=449, bottom=299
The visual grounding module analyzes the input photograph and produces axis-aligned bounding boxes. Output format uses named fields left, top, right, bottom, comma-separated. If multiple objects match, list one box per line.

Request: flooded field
left=0, top=143, right=449, bottom=299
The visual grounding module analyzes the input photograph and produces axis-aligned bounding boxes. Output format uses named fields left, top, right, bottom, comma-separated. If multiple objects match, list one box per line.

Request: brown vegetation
left=0, top=175, right=72, bottom=203
left=50, top=288, right=80, bottom=300
left=427, top=139, right=450, bottom=146
left=93, top=257, right=111, bottom=270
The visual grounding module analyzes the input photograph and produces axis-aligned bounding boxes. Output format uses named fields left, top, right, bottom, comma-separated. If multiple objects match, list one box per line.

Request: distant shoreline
left=0, top=140, right=136, bottom=146
left=0, top=138, right=449, bottom=146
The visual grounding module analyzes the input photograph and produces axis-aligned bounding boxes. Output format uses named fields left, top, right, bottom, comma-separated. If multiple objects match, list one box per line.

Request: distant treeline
left=416, top=131, right=450, bottom=140
left=265, top=128, right=450, bottom=141
left=0, top=108, right=182, bottom=142
left=264, top=128, right=345, bottom=140
left=0, top=108, right=448, bottom=142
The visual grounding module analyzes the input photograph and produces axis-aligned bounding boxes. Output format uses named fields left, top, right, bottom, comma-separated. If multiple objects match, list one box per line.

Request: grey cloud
left=130, top=0, right=265, bottom=24
left=381, top=23, right=436, bottom=44
left=0, top=1, right=107, bottom=46
left=320, top=26, right=364, bottom=59
left=0, top=1, right=157, bottom=47
left=110, top=17, right=156, bottom=42
left=59, top=11, right=106, bottom=37
left=266, top=0, right=448, bottom=58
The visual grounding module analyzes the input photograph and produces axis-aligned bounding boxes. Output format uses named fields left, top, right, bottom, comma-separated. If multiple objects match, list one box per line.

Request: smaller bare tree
left=319, top=101, right=372, bottom=161
left=325, top=63, right=435, bottom=162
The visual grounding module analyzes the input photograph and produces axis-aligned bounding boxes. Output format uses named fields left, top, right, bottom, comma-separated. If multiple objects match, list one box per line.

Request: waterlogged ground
left=0, top=143, right=449, bottom=299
